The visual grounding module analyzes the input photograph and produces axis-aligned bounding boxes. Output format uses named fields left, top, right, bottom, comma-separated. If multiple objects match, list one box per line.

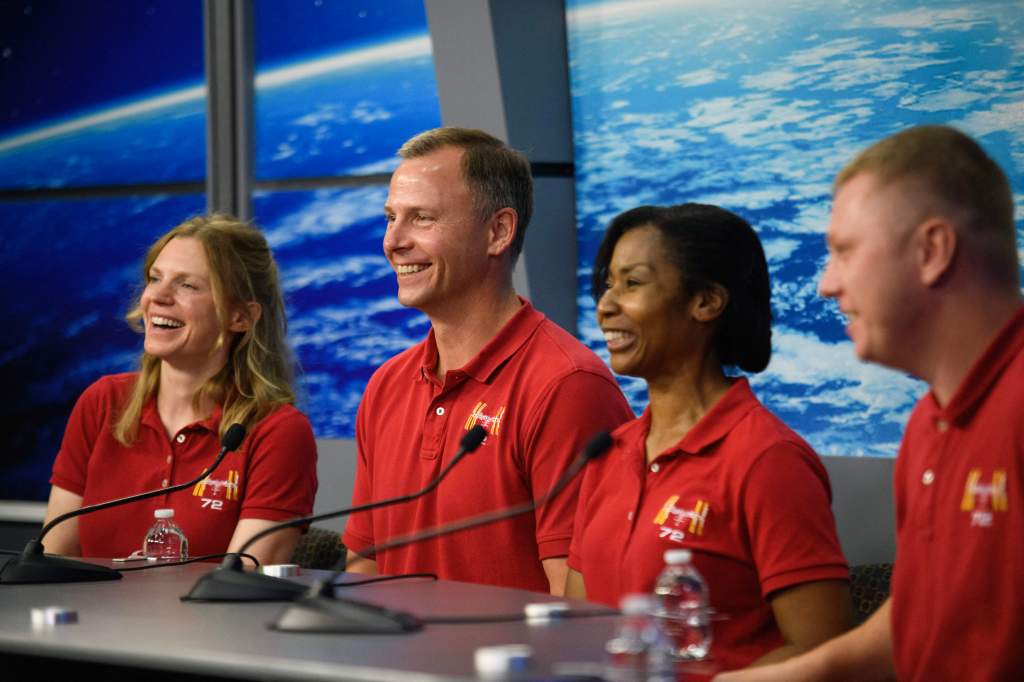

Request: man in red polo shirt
left=341, top=128, right=632, bottom=594
left=716, top=127, right=1023, bottom=681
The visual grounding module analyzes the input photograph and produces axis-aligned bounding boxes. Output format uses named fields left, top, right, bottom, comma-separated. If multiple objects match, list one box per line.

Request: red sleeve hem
left=341, top=529, right=375, bottom=559
left=537, top=536, right=571, bottom=561
left=49, top=474, right=85, bottom=497
left=761, top=563, right=850, bottom=599
left=238, top=507, right=310, bottom=523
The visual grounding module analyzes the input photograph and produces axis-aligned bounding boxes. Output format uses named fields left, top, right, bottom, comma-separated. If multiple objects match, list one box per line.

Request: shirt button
left=650, top=463, right=660, bottom=473
left=175, top=434, right=186, bottom=443
left=166, top=455, right=172, bottom=464
left=435, top=406, right=445, bottom=416
left=161, top=479, right=169, bottom=487
left=922, top=469, right=935, bottom=486
left=935, top=419, right=948, bottom=432
left=627, top=511, right=633, bottom=521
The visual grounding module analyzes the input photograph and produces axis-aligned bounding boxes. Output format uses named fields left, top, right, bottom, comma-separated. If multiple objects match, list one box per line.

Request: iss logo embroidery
left=193, top=470, right=240, bottom=511
left=464, top=402, right=505, bottom=436
left=653, top=495, right=709, bottom=543
left=960, top=468, right=1008, bottom=528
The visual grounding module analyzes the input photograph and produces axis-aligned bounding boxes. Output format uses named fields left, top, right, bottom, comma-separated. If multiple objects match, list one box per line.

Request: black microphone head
left=221, top=423, right=247, bottom=451
left=583, top=431, right=613, bottom=461
left=460, top=424, right=487, bottom=453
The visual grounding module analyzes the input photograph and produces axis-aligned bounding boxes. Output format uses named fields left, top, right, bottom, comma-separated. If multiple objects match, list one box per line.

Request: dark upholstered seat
left=290, top=526, right=346, bottom=570
left=849, top=562, right=893, bottom=624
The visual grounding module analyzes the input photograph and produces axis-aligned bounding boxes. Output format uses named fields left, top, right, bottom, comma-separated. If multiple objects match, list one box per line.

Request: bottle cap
left=260, top=564, right=301, bottom=578
left=664, top=548, right=692, bottom=565
left=619, top=593, right=655, bottom=615
left=154, top=508, right=174, bottom=519
left=524, top=601, right=570, bottom=623
left=474, top=644, right=533, bottom=677
left=30, top=606, right=78, bottom=628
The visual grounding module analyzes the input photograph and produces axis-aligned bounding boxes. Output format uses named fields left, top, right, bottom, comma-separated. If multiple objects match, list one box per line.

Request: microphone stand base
left=182, top=566, right=308, bottom=602
left=270, top=592, right=422, bottom=634
left=0, top=553, right=122, bottom=584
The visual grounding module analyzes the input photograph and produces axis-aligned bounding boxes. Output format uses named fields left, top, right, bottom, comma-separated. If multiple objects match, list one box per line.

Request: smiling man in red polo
left=341, top=128, right=632, bottom=594
left=716, top=127, right=1024, bottom=681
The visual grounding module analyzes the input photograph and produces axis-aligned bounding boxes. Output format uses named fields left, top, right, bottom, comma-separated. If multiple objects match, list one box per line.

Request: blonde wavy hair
left=113, top=214, right=296, bottom=445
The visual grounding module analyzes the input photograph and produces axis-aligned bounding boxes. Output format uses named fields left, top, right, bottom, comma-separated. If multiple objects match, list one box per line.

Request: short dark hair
left=837, top=125, right=1017, bottom=287
left=592, top=203, right=773, bottom=373
left=399, top=127, right=533, bottom=261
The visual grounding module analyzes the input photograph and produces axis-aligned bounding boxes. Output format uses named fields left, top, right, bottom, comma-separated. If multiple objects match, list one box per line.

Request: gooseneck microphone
left=0, top=423, right=247, bottom=585
left=269, top=430, right=614, bottom=634
left=182, top=424, right=489, bottom=602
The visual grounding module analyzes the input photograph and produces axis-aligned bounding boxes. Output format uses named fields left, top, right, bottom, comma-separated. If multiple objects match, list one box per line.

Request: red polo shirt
left=51, top=373, right=318, bottom=559
left=891, top=305, right=1024, bottom=681
left=342, top=300, right=632, bottom=592
left=568, top=378, right=848, bottom=670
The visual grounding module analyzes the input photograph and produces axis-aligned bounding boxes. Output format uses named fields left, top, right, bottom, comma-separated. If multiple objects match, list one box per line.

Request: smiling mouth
left=395, top=264, right=430, bottom=275
left=151, top=315, right=185, bottom=329
left=603, top=329, right=636, bottom=351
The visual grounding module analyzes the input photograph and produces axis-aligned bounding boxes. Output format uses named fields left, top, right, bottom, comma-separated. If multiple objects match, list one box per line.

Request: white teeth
left=151, top=316, right=185, bottom=328
left=603, top=330, right=634, bottom=343
left=396, top=264, right=429, bottom=275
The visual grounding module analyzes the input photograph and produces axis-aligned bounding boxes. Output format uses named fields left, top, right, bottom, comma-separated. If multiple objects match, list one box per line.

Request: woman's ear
left=228, top=302, right=262, bottom=333
left=691, top=284, right=728, bottom=323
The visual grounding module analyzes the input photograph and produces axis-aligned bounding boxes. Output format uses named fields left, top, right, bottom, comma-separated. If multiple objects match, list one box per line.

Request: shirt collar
left=616, top=377, right=760, bottom=461
left=418, top=298, right=545, bottom=384
left=925, top=303, right=1024, bottom=425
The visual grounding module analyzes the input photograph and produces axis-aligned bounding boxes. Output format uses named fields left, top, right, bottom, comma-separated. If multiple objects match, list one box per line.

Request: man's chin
left=396, top=289, right=433, bottom=312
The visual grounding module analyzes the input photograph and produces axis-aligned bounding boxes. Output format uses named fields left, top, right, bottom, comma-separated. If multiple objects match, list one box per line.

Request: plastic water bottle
left=604, top=594, right=675, bottom=682
left=653, top=548, right=712, bottom=660
left=143, top=508, right=189, bottom=560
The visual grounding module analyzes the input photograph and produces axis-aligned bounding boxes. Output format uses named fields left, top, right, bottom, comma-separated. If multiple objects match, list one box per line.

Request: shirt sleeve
left=341, top=394, right=376, bottom=558
left=566, top=461, right=598, bottom=572
left=237, top=407, right=318, bottom=522
left=50, top=378, right=114, bottom=495
left=523, top=370, right=633, bottom=561
left=742, top=441, right=850, bottom=598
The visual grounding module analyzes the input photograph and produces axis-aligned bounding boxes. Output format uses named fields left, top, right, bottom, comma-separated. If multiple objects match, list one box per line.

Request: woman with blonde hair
left=44, top=215, right=317, bottom=565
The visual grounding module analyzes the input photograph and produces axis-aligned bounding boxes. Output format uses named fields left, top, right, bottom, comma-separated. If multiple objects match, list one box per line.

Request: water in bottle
left=143, top=508, right=189, bottom=560
left=604, top=593, right=675, bottom=682
left=652, top=548, right=712, bottom=660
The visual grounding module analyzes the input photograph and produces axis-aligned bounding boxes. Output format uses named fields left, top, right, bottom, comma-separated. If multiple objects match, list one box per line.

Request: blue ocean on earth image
left=0, top=195, right=207, bottom=501
left=566, top=0, right=1024, bottom=455
left=256, top=186, right=429, bottom=437
left=0, top=18, right=440, bottom=500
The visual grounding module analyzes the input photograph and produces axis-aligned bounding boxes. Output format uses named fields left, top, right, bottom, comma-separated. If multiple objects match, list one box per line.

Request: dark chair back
left=290, top=526, right=346, bottom=570
left=849, top=562, right=893, bottom=624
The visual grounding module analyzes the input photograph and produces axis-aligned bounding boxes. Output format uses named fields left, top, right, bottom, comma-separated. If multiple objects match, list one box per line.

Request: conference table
left=0, top=560, right=708, bottom=681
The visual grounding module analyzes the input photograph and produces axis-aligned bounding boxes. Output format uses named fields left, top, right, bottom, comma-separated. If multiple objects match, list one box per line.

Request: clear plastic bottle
left=143, top=508, right=189, bottom=561
left=604, top=594, right=675, bottom=682
left=652, top=548, right=712, bottom=660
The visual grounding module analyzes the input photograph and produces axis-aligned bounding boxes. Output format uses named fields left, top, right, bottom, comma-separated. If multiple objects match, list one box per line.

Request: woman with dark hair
left=43, top=215, right=317, bottom=566
left=566, top=204, right=851, bottom=670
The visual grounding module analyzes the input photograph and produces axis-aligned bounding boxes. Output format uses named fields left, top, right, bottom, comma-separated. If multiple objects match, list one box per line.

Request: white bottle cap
left=664, top=548, right=692, bottom=565
left=474, top=644, right=533, bottom=677
left=260, top=564, right=301, bottom=578
left=154, top=508, right=175, bottom=519
left=31, top=606, right=78, bottom=628
left=619, top=593, right=656, bottom=615
left=524, top=601, right=570, bottom=623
